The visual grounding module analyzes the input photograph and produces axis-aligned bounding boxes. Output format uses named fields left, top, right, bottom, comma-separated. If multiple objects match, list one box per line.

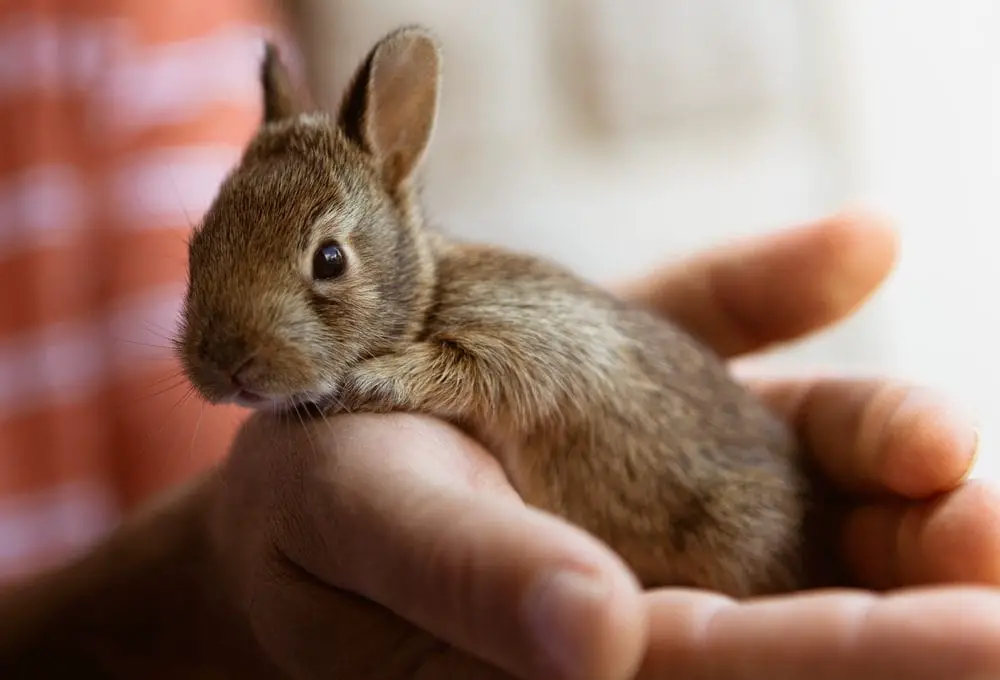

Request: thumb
left=279, top=413, right=648, bottom=680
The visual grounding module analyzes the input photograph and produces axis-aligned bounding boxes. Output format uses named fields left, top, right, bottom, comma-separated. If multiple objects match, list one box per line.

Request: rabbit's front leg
left=340, top=339, right=494, bottom=419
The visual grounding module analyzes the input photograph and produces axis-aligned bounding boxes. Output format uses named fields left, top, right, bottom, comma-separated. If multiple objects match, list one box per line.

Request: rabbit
left=176, top=25, right=834, bottom=598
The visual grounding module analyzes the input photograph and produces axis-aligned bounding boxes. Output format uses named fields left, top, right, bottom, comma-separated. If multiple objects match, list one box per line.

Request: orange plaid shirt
left=0, top=0, right=290, bottom=582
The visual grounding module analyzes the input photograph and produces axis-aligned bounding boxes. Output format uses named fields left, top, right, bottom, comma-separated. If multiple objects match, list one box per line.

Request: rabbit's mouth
left=224, top=388, right=295, bottom=412
left=215, top=371, right=346, bottom=417
left=234, top=389, right=268, bottom=406
left=217, top=386, right=319, bottom=415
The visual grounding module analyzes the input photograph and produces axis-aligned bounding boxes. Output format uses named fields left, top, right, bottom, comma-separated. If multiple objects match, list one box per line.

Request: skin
left=4, top=212, right=996, bottom=680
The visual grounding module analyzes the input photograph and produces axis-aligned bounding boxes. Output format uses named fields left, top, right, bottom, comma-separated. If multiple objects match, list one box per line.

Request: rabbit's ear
left=337, top=25, right=442, bottom=189
left=260, top=42, right=304, bottom=124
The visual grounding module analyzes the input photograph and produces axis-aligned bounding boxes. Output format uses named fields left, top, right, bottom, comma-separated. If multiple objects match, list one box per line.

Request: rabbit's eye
left=312, top=241, right=347, bottom=280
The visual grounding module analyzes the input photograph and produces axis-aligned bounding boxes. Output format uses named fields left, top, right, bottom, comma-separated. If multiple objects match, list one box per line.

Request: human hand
left=618, top=211, right=1000, bottom=679
left=210, top=212, right=1000, bottom=680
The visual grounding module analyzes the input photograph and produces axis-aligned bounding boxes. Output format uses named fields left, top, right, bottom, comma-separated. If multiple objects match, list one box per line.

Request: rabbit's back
left=426, top=242, right=812, bottom=595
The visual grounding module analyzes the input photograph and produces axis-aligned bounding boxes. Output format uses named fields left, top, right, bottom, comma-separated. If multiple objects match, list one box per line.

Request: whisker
left=167, top=166, right=198, bottom=233
left=143, top=323, right=181, bottom=344
left=132, top=385, right=197, bottom=464
left=293, top=404, right=319, bottom=462
left=114, top=339, right=176, bottom=351
left=133, top=377, right=192, bottom=403
left=142, top=370, right=188, bottom=388
left=187, top=400, right=206, bottom=465
left=333, top=394, right=353, bottom=416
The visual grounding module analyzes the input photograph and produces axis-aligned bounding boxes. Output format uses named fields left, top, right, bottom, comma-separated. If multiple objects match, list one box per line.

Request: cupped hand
left=215, top=212, right=1000, bottom=680
left=618, top=211, right=1000, bottom=679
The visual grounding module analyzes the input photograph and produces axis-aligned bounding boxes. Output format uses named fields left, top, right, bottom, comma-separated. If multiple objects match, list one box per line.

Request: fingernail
left=961, top=426, right=982, bottom=482
left=938, top=398, right=981, bottom=484
left=524, top=567, right=611, bottom=679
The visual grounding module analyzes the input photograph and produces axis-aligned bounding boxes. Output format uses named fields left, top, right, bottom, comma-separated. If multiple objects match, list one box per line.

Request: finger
left=279, top=413, right=648, bottom=680
left=637, top=586, right=1000, bottom=680
left=842, top=480, right=1000, bottom=589
left=612, top=211, right=899, bottom=358
left=744, top=376, right=979, bottom=498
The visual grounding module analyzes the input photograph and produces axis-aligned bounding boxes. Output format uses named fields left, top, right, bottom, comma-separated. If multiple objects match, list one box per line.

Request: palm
left=615, top=213, right=1000, bottom=677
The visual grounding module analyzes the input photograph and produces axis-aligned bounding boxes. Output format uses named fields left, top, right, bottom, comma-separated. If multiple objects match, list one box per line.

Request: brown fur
left=178, top=25, right=831, bottom=597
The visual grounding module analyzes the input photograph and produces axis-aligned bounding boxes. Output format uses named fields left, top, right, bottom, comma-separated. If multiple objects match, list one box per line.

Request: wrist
left=0, top=471, right=278, bottom=679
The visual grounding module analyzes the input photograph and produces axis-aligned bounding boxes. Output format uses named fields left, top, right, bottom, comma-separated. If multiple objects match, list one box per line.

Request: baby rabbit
left=178, top=26, right=829, bottom=597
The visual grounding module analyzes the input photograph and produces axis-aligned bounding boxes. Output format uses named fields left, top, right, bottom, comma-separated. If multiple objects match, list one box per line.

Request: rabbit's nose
left=233, top=352, right=273, bottom=391
left=231, top=355, right=256, bottom=389
left=198, top=335, right=253, bottom=379
left=228, top=354, right=272, bottom=406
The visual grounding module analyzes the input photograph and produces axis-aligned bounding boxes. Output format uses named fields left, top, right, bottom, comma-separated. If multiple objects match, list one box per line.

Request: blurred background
left=289, top=0, right=998, bottom=479
left=0, top=0, right=997, bottom=581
